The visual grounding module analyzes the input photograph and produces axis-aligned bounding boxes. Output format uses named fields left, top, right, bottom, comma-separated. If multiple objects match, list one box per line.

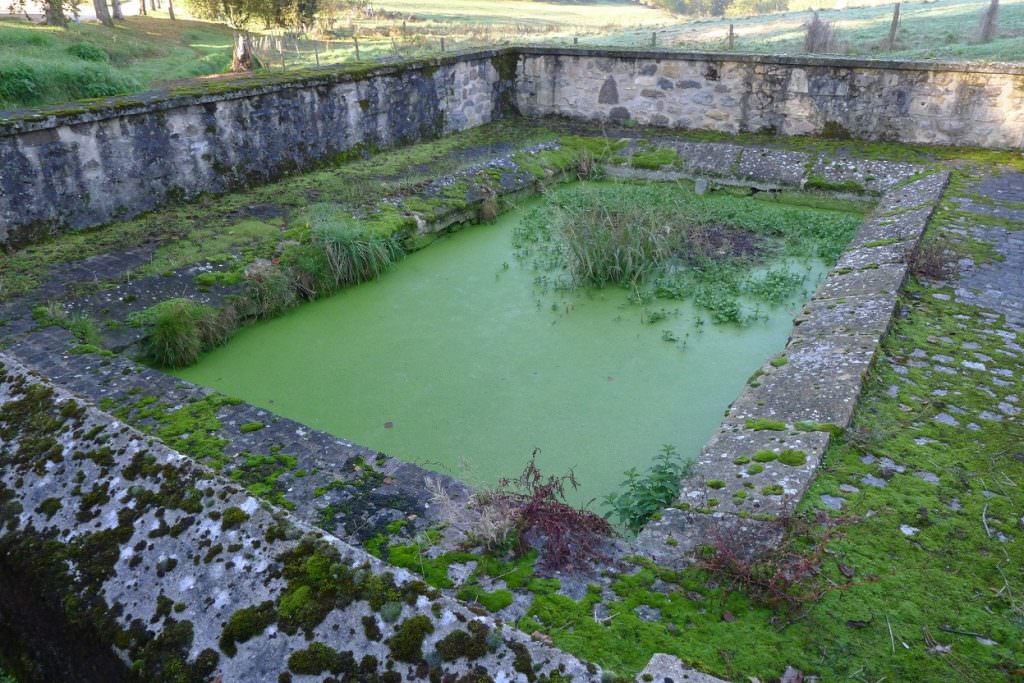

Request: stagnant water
left=176, top=198, right=829, bottom=507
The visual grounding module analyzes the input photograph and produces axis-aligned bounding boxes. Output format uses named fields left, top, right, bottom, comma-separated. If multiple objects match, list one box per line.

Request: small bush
left=66, top=43, right=109, bottom=62
left=138, top=298, right=231, bottom=368
left=604, top=444, right=694, bottom=534
left=804, top=12, right=836, bottom=53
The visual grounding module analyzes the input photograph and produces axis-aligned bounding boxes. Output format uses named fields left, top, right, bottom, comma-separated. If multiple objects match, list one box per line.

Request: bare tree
left=167, top=0, right=175, bottom=19
left=111, top=0, right=124, bottom=19
left=979, top=0, right=999, bottom=42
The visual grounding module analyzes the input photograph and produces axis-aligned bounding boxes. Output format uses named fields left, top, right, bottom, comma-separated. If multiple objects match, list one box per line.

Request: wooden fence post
left=728, top=23, right=734, bottom=49
left=353, top=34, right=360, bottom=61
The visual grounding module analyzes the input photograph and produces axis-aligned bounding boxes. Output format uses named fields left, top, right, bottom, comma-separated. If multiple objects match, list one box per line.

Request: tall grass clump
left=539, top=184, right=684, bottom=288
left=309, top=206, right=404, bottom=286
left=136, top=298, right=233, bottom=368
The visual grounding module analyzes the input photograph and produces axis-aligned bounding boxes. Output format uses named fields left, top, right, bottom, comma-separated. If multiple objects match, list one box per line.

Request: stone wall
left=515, top=48, right=1024, bottom=150
left=2, top=46, right=1022, bottom=248
left=0, top=52, right=512, bottom=248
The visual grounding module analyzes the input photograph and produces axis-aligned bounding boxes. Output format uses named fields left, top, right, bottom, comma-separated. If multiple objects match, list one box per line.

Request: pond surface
left=175, top=198, right=828, bottom=507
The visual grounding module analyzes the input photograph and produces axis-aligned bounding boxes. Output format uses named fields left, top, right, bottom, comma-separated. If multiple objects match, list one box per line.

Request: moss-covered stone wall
left=0, top=52, right=511, bottom=249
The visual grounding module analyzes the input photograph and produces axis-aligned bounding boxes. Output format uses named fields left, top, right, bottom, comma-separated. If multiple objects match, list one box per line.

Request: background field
left=1, top=0, right=1021, bottom=111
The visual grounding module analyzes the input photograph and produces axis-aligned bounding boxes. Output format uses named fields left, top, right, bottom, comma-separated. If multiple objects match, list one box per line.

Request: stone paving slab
left=791, top=294, right=898, bottom=342
left=726, top=334, right=879, bottom=427
left=676, top=427, right=832, bottom=518
left=834, top=241, right=917, bottom=270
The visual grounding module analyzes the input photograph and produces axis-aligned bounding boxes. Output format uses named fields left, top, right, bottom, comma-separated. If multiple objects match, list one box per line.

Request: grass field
left=1, top=0, right=1020, bottom=110
left=0, top=16, right=231, bottom=109
left=583, top=0, right=1024, bottom=61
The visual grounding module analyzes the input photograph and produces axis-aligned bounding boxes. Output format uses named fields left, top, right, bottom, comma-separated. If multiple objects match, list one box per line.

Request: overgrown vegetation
left=514, top=181, right=862, bottom=325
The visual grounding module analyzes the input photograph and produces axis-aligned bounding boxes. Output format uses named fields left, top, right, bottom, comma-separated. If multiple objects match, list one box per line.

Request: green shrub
left=604, top=444, right=695, bottom=533
left=137, top=298, right=232, bottom=368
left=66, top=43, right=109, bottom=62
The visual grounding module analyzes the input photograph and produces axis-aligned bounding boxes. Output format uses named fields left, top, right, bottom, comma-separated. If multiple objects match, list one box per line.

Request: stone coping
left=0, top=47, right=512, bottom=133
left=2, top=44, right=1022, bottom=133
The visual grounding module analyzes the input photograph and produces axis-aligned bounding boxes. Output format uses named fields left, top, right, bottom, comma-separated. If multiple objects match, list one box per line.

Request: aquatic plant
left=604, top=445, right=695, bottom=534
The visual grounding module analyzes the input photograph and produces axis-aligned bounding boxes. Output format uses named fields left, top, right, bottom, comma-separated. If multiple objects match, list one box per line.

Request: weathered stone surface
left=637, top=653, right=729, bottom=682
left=0, top=356, right=600, bottom=682
left=516, top=49, right=1024, bottom=150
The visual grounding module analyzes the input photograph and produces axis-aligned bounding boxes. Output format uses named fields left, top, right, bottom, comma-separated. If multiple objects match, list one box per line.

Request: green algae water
left=175, top=199, right=831, bottom=506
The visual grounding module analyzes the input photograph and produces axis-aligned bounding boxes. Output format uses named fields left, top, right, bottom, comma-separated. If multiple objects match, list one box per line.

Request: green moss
left=746, top=463, right=765, bottom=475
left=455, top=584, right=515, bottom=612
left=435, top=621, right=490, bottom=661
left=219, top=601, right=276, bottom=657
left=776, top=450, right=807, bottom=466
left=752, top=450, right=777, bottom=463
left=794, top=421, right=843, bottom=436
left=769, top=355, right=788, bottom=368
left=760, top=484, right=784, bottom=495
left=287, top=642, right=355, bottom=676
left=220, top=506, right=249, bottom=530
left=706, top=480, right=726, bottom=490
left=804, top=175, right=866, bottom=194
left=35, top=497, right=61, bottom=518
left=387, top=615, right=434, bottom=663
left=744, top=418, right=786, bottom=431
left=629, top=145, right=679, bottom=170
left=238, top=421, right=265, bottom=433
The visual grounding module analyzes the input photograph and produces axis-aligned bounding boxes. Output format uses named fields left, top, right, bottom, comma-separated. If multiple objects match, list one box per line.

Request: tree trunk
left=166, top=0, right=174, bottom=19
left=111, top=0, right=123, bottom=19
left=148, top=0, right=156, bottom=11
left=231, top=33, right=254, bottom=72
left=94, top=0, right=114, bottom=27
left=887, top=3, right=900, bottom=50
left=43, top=0, right=67, bottom=25
left=979, top=0, right=999, bottom=42
left=139, top=0, right=146, bottom=15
